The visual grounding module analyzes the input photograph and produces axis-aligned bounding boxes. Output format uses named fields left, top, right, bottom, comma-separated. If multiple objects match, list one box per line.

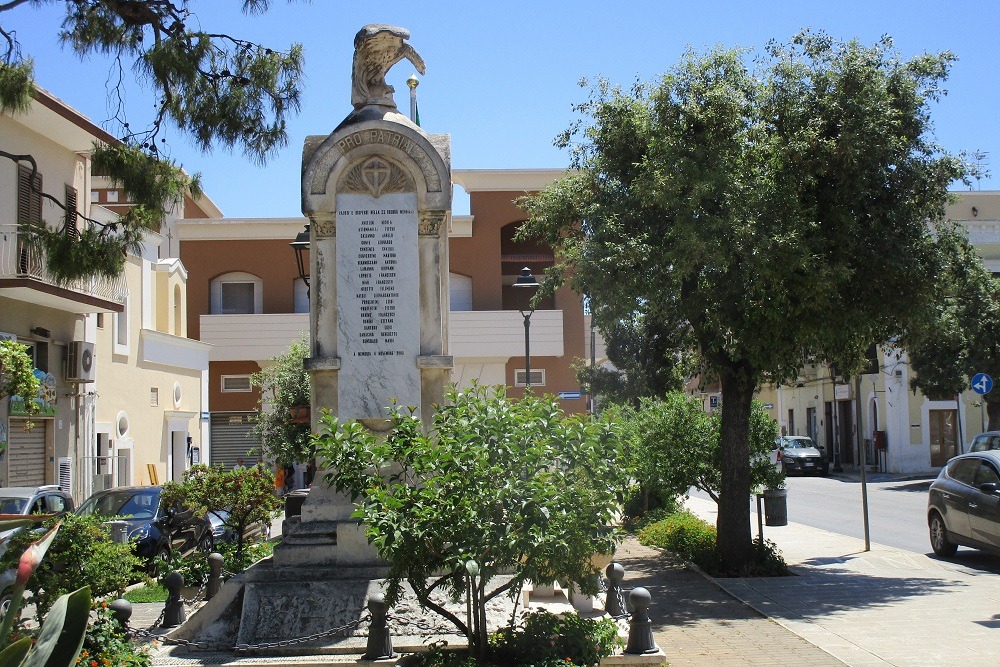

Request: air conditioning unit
left=66, top=341, right=95, bottom=383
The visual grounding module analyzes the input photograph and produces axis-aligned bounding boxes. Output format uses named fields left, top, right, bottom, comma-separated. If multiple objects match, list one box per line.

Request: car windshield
left=78, top=489, right=160, bottom=520
left=781, top=438, right=816, bottom=449
left=0, top=497, right=28, bottom=514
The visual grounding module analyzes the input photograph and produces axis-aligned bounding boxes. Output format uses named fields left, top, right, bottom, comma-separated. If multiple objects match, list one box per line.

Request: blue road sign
left=557, top=391, right=582, bottom=400
left=971, top=373, right=994, bottom=395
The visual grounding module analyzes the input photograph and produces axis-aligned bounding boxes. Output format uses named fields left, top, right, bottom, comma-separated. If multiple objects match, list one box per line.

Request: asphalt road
left=777, top=475, right=933, bottom=554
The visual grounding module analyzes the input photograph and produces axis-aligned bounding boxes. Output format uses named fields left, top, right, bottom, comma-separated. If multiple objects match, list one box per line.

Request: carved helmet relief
left=352, top=24, right=426, bottom=109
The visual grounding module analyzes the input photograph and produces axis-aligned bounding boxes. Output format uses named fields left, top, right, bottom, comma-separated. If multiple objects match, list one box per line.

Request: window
left=221, top=375, right=253, bottom=392
left=210, top=272, right=263, bottom=315
left=96, top=313, right=104, bottom=329
left=17, top=164, right=42, bottom=227
left=114, top=293, right=130, bottom=354
left=975, top=461, right=1000, bottom=487
left=514, top=369, right=545, bottom=387
left=948, top=458, right=979, bottom=486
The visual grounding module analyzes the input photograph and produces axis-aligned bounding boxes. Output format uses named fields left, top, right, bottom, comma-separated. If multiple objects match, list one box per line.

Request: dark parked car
left=76, top=486, right=213, bottom=569
left=0, top=485, right=75, bottom=616
left=208, top=508, right=270, bottom=545
left=927, top=451, right=1000, bottom=557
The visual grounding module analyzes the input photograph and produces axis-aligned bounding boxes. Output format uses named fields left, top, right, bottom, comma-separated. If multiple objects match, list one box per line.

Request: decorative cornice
left=419, top=210, right=447, bottom=236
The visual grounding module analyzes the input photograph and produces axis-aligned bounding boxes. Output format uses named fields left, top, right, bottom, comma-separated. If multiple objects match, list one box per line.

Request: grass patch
left=124, top=583, right=167, bottom=603
left=637, top=509, right=789, bottom=577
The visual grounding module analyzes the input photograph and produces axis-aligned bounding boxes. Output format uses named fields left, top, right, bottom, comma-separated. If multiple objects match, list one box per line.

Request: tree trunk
left=716, top=376, right=754, bottom=572
left=987, top=397, right=1000, bottom=431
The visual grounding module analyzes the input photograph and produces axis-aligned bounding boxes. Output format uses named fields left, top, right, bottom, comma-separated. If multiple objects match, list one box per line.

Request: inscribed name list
left=336, top=192, right=421, bottom=419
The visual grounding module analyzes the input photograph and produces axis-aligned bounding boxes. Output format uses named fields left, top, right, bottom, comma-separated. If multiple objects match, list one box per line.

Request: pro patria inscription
left=336, top=191, right=421, bottom=418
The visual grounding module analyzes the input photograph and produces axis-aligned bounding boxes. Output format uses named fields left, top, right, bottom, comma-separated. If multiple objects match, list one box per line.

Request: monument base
left=169, top=557, right=519, bottom=656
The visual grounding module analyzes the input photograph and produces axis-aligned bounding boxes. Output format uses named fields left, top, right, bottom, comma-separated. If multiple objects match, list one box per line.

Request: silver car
left=772, top=435, right=829, bottom=476
left=927, top=451, right=1000, bottom=557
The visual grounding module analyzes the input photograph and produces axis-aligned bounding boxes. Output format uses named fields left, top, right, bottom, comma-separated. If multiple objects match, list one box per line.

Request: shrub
left=491, top=611, right=621, bottom=666
left=81, top=601, right=151, bottom=667
left=637, top=510, right=790, bottom=577
left=0, top=514, right=140, bottom=620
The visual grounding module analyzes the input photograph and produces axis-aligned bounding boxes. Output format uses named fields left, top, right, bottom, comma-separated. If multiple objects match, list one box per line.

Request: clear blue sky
left=9, top=1, right=1000, bottom=217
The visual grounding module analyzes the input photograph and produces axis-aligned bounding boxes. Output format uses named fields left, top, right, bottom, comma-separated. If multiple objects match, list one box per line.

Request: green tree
left=160, top=463, right=280, bottom=562
left=519, top=32, right=968, bottom=570
left=313, top=385, right=626, bottom=661
left=904, top=230, right=1000, bottom=429
left=616, top=394, right=781, bottom=508
left=0, top=1, right=303, bottom=281
left=579, top=308, right=694, bottom=408
left=250, top=336, right=312, bottom=467
left=0, top=340, right=40, bottom=423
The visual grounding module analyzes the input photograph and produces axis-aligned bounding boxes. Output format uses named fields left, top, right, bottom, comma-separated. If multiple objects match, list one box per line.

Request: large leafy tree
left=314, top=385, right=625, bottom=660
left=905, top=229, right=1000, bottom=428
left=249, top=336, right=311, bottom=467
left=520, top=32, right=968, bottom=570
left=0, top=1, right=303, bottom=281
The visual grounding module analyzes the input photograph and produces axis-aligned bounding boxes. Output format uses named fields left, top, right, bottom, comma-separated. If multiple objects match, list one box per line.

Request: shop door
left=929, top=409, right=958, bottom=467
left=838, top=401, right=854, bottom=465
left=9, top=420, right=47, bottom=487
left=210, top=413, right=261, bottom=469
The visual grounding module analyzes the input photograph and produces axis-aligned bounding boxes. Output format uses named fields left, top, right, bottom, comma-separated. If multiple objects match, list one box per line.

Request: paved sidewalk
left=685, top=496, right=1000, bottom=666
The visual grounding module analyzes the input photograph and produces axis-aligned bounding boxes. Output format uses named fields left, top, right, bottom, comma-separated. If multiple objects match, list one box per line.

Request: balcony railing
left=200, top=310, right=565, bottom=362
left=0, top=224, right=127, bottom=307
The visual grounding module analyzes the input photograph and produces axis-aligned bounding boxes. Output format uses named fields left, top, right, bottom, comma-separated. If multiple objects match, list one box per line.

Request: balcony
left=200, top=310, right=565, bottom=363
left=0, top=224, right=126, bottom=313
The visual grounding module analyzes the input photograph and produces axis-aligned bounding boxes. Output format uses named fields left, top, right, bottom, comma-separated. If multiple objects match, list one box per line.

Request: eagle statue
left=352, top=24, right=426, bottom=110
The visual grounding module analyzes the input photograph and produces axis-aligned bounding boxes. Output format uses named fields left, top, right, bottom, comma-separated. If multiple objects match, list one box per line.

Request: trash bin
left=761, top=489, right=787, bottom=526
left=285, top=488, right=310, bottom=519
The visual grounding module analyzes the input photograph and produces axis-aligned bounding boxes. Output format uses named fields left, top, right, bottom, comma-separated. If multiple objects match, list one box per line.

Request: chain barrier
left=126, top=613, right=372, bottom=654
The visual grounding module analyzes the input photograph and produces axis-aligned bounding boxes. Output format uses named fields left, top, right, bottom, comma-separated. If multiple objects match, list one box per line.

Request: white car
left=772, top=435, right=829, bottom=476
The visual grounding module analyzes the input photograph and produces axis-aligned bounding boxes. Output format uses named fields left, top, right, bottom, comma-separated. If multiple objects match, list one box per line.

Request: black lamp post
left=290, top=224, right=310, bottom=295
left=512, top=267, right=540, bottom=390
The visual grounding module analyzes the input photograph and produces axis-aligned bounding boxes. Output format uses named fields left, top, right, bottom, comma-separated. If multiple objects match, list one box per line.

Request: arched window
left=210, top=272, right=263, bottom=315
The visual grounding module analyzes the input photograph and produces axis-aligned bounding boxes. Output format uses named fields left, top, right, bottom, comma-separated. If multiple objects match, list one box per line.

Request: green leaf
left=22, top=586, right=91, bottom=667
left=0, top=638, right=32, bottom=667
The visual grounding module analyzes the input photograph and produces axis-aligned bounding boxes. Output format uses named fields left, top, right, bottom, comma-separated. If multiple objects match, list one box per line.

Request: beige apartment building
left=1, top=86, right=210, bottom=502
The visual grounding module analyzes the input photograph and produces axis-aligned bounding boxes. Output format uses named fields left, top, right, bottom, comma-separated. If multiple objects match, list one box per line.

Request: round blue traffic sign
left=971, top=373, right=993, bottom=395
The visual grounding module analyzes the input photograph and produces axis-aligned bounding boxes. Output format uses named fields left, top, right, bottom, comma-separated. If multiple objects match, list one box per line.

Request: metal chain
left=125, top=613, right=372, bottom=654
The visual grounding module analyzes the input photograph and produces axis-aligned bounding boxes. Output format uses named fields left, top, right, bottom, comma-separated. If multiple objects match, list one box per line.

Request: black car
left=76, top=486, right=213, bottom=568
left=927, top=451, right=1000, bottom=557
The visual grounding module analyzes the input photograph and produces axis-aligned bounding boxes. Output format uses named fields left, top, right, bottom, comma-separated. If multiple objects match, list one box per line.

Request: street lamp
left=290, top=224, right=310, bottom=295
left=512, top=267, right=540, bottom=390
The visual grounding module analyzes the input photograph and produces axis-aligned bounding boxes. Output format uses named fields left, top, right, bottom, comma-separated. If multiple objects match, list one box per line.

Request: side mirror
left=979, top=482, right=999, bottom=496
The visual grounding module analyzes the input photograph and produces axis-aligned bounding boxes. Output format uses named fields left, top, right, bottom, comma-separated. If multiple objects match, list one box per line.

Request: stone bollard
left=109, top=598, right=132, bottom=630
left=206, top=552, right=224, bottom=601
left=624, top=587, right=658, bottom=655
left=162, top=571, right=186, bottom=628
left=604, top=562, right=627, bottom=618
left=362, top=593, right=394, bottom=660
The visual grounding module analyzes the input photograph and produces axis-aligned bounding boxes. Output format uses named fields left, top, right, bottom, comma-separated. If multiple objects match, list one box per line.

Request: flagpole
left=406, top=73, right=420, bottom=126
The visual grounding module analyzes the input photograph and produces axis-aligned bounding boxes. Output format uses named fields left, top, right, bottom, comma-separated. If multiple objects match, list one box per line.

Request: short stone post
left=109, top=598, right=132, bottom=630
left=362, top=593, right=394, bottom=660
left=624, top=587, right=658, bottom=655
left=206, top=552, right=224, bottom=601
left=162, top=571, right=186, bottom=628
left=604, top=562, right=626, bottom=618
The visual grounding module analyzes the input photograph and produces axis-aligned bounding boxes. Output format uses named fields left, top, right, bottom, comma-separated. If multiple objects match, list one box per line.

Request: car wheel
left=0, top=590, right=15, bottom=620
left=929, top=512, right=958, bottom=557
left=198, top=533, right=214, bottom=553
left=820, top=464, right=830, bottom=477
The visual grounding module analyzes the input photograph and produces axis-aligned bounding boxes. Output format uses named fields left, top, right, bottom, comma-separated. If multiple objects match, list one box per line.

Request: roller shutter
left=9, top=420, right=46, bottom=487
left=209, top=413, right=260, bottom=469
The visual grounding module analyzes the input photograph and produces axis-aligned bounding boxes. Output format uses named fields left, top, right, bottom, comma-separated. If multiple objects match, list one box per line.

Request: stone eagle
left=352, top=24, right=426, bottom=109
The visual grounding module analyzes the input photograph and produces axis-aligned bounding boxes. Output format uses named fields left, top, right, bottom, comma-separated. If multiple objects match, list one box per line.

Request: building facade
left=1, top=87, right=210, bottom=502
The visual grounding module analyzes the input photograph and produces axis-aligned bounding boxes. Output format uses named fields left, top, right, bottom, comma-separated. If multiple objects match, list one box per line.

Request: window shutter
left=17, top=164, right=42, bottom=227
left=65, top=185, right=78, bottom=238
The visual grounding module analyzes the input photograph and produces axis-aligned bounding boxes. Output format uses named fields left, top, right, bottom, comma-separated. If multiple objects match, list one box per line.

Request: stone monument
left=170, top=25, right=460, bottom=653
left=276, top=22, right=453, bottom=569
